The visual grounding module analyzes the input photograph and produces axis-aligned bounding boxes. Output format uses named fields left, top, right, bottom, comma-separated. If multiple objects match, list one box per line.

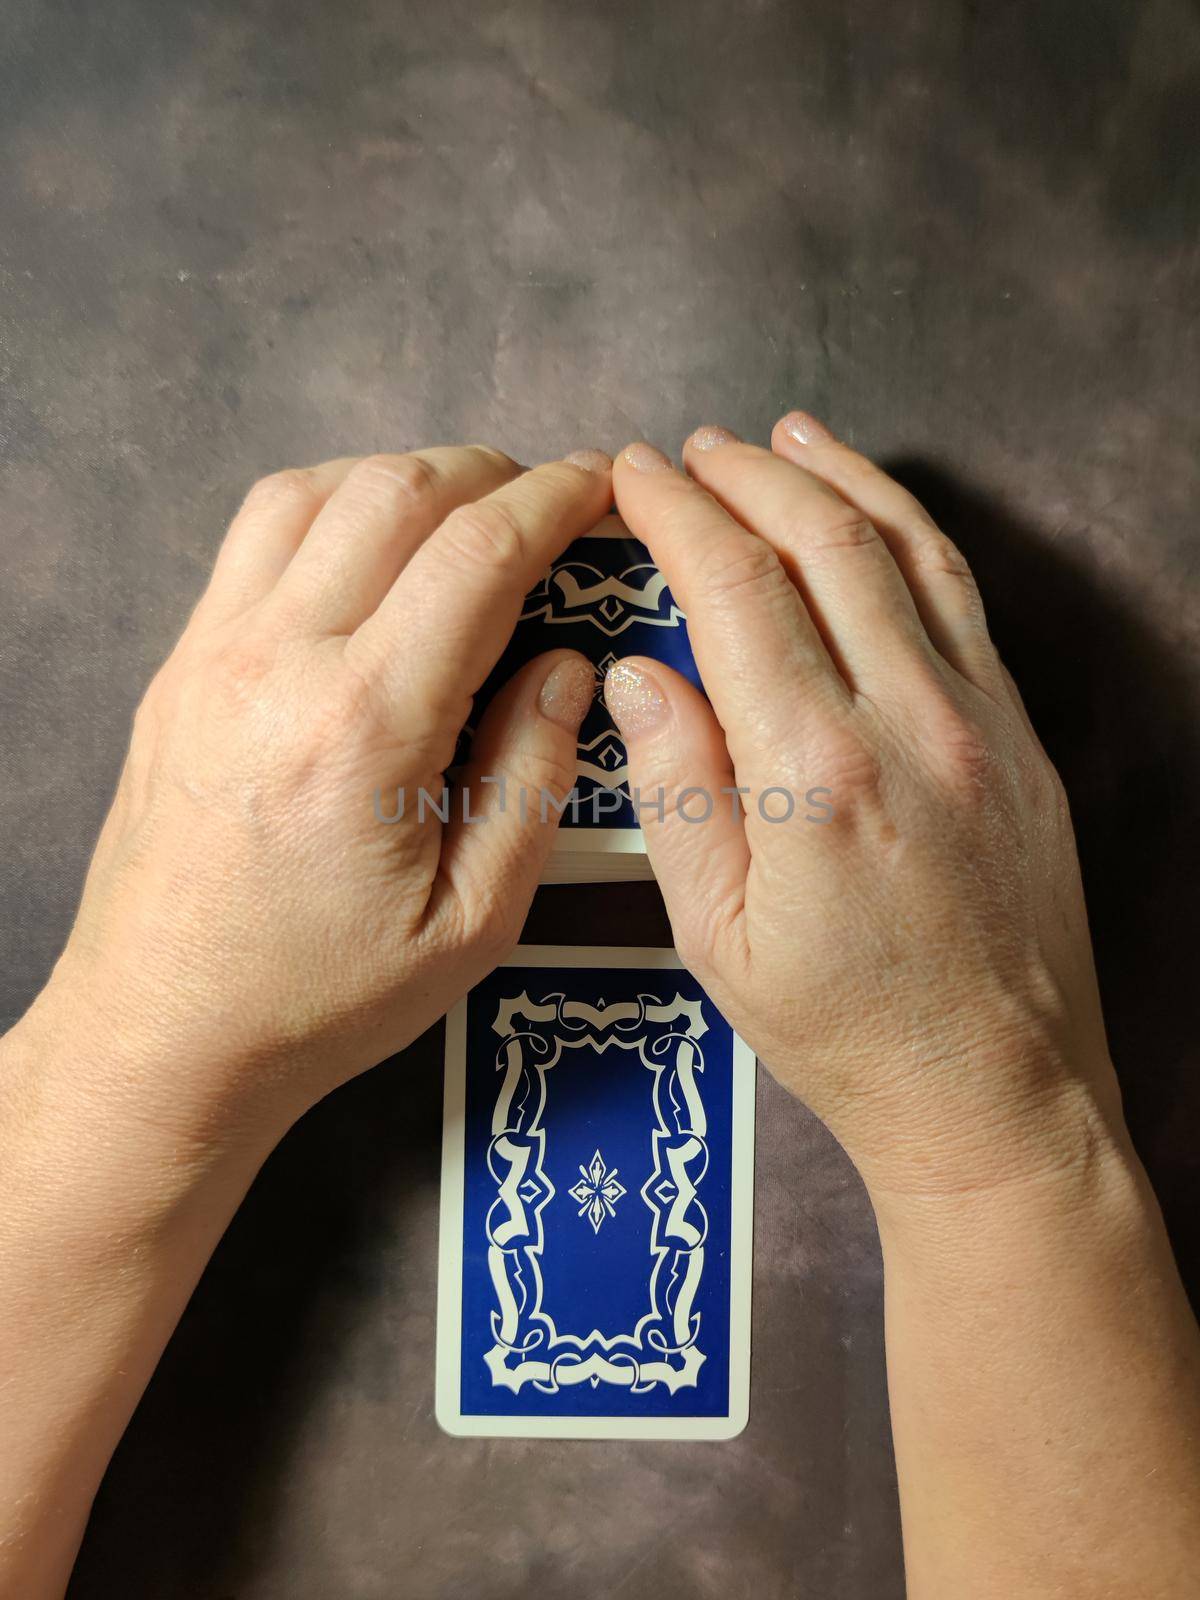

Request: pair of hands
left=46, top=414, right=1116, bottom=1200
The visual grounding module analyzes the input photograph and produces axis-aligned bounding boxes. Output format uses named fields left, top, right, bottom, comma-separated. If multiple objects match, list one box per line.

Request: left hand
left=33, top=444, right=612, bottom=1145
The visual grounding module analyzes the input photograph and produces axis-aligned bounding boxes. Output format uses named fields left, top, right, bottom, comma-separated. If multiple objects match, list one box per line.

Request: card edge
left=435, top=947, right=757, bottom=1442
left=434, top=999, right=469, bottom=1437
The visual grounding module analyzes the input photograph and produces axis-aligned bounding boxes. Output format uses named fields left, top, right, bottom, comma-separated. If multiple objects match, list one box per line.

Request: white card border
left=550, top=828, right=645, bottom=856
left=436, top=944, right=755, bottom=1441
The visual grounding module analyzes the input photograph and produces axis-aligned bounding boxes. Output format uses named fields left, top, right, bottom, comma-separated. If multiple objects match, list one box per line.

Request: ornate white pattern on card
left=483, top=992, right=710, bottom=1394
left=520, top=560, right=686, bottom=638
left=568, top=1149, right=627, bottom=1233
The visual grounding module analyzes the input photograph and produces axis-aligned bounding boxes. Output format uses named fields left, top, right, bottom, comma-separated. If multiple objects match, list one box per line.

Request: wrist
left=40, top=940, right=309, bottom=1133
left=821, top=1010, right=1128, bottom=1205
left=866, top=1077, right=1150, bottom=1274
left=3, top=972, right=285, bottom=1232
left=0, top=982, right=283, bottom=1600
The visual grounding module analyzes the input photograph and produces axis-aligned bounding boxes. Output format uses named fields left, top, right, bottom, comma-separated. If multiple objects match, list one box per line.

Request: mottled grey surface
left=2, top=1, right=1198, bottom=1596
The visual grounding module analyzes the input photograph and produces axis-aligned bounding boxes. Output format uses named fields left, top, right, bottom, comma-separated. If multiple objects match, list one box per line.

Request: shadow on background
left=892, top=460, right=1200, bottom=1297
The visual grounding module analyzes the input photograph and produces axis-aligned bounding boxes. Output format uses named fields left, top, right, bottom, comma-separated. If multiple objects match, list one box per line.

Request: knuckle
left=924, top=701, right=997, bottom=799
left=243, top=467, right=321, bottom=514
left=348, top=451, right=439, bottom=503
left=470, top=443, right=519, bottom=475
left=913, top=532, right=974, bottom=580
left=205, top=634, right=280, bottom=712
left=816, top=736, right=883, bottom=808
left=490, top=748, right=577, bottom=807
left=526, top=749, right=578, bottom=800
left=525, top=460, right=582, bottom=495
left=437, top=499, right=526, bottom=570
left=695, top=537, right=792, bottom=607
left=318, top=663, right=378, bottom=737
left=788, top=510, right=879, bottom=558
left=943, top=721, right=995, bottom=782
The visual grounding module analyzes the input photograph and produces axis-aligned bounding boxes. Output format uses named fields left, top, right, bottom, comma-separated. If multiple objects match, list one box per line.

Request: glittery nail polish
left=538, top=656, right=595, bottom=731
left=621, top=442, right=672, bottom=472
left=779, top=410, right=834, bottom=446
left=688, top=425, right=739, bottom=452
left=604, top=660, right=669, bottom=736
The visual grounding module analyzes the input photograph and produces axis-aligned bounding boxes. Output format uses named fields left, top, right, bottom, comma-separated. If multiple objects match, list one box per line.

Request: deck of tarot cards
left=464, top=516, right=699, bottom=883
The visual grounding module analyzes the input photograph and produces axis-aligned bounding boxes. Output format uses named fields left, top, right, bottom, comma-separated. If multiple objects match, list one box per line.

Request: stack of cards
left=437, top=522, right=755, bottom=1440
left=437, top=947, right=754, bottom=1440
left=464, top=516, right=701, bottom=883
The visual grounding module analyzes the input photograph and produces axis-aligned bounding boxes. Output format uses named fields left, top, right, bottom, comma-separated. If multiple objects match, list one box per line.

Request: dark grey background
left=2, top=2, right=1198, bottom=1596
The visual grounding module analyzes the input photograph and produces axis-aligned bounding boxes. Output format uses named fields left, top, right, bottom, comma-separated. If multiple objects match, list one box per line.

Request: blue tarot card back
left=440, top=951, right=754, bottom=1435
left=464, top=526, right=701, bottom=829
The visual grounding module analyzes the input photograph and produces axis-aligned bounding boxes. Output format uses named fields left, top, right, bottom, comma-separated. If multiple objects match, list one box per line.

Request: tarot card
left=436, top=946, right=755, bottom=1440
left=460, top=517, right=701, bottom=881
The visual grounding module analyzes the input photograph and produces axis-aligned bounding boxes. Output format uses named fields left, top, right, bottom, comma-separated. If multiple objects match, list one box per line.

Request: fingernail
left=688, top=425, right=739, bottom=452
left=621, top=442, right=672, bottom=473
left=604, top=660, right=669, bottom=737
left=563, top=447, right=612, bottom=474
left=780, top=410, right=834, bottom=446
left=538, top=655, right=595, bottom=731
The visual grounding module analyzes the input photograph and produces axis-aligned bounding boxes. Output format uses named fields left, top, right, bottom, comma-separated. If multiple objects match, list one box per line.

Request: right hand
left=604, top=419, right=1120, bottom=1202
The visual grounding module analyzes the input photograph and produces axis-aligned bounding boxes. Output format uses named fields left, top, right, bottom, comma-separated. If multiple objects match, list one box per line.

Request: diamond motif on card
left=569, top=1149, right=627, bottom=1234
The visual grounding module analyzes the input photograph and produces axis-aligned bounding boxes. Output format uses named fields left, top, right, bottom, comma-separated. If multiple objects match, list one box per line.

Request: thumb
left=434, top=650, right=594, bottom=930
left=604, top=657, right=750, bottom=968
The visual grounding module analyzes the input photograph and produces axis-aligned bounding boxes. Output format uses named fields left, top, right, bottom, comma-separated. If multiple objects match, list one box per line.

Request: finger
left=350, top=450, right=613, bottom=753
left=771, top=411, right=1004, bottom=695
left=682, top=426, right=935, bottom=701
left=612, top=441, right=846, bottom=793
left=195, top=457, right=361, bottom=628
left=604, top=657, right=750, bottom=971
left=265, top=445, right=521, bottom=634
left=428, top=651, right=595, bottom=940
